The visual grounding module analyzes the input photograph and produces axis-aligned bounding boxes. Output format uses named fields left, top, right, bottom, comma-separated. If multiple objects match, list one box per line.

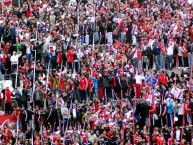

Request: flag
left=1, top=0, right=12, bottom=6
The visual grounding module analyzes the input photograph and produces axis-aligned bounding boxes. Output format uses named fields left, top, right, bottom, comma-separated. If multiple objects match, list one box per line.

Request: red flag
left=2, top=0, right=12, bottom=6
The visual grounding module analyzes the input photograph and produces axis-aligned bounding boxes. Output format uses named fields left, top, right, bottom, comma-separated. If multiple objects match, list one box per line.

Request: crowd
left=0, top=0, right=192, bottom=144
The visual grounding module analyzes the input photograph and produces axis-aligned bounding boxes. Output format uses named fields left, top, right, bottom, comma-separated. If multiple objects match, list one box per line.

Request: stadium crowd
left=0, top=0, right=193, bottom=144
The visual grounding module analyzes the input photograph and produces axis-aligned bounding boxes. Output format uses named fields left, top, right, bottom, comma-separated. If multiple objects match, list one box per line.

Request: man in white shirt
left=166, top=41, right=174, bottom=69
left=10, top=51, right=22, bottom=73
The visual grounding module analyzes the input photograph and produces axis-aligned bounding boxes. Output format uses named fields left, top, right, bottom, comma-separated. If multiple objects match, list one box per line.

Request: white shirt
left=72, top=108, right=77, bottom=118
left=188, top=0, right=193, bottom=4
left=176, top=129, right=180, bottom=141
left=178, top=103, right=184, bottom=115
left=10, top=53, right=22, bottom=64
left=61, top=107, right=70, bottom=119
left=26, top=46, right=31, bottom=54
left=132, top=48, right=137, bottom=59
left=167, top=44, right=174, bottom=56
left=171, top=87, right=183, bottom=99
left=135, top=74, right=145, bottom=84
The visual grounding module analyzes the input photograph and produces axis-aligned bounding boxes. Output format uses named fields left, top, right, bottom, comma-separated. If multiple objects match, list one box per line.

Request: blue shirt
left=93, top=77, right=98, bottom=89
left=146, top=77, right=158, bottom=88
left=10, top=27, right=16, bottom=37
left=166, top=102, right=173, bottom=114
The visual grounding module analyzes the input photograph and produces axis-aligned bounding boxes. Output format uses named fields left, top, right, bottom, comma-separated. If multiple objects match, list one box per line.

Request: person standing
left=10, top=51, right=22, bottom=73
left=131, top=45, right=138, bottom=69
left=135, top=72, right=145, bottom=98
left=9, top=24, right=16, bottom=44
left=3, top=23, right=10, bottom=44
left=33, top=86, right=43, bottom=108
left=34, top=105, right=41, bottom=132
left=182, top=42, right=188, bottom=68
left=2, top=87, right=12, bottom=115
left=67, top=47, right=76, bottom=70
left=61, top=103, right=70, bottom=131
left=73, top=74, right=80, bottom=101
left=184, top=99, right=191, bottom=125
left=166, top=99, right=173, bottom=127
left=153, top=42, right=160, bottom=70
left=159, top=40, right=166, bottom=70
left=166, top=41, right=174, bottom=70
left=178, top=45, right=184, bottom=68
left=106, top=20, right=113, bottom=45
left=79, top=74, right=88, bottom=102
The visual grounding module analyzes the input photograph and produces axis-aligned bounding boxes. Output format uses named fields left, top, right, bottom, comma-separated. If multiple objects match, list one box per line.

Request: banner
left=0, top=0, right=12, bottom=6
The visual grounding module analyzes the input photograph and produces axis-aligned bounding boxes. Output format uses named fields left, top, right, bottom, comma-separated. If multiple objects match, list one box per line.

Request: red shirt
left=159, top=44, right=166, bottom=55
left=114, top=41, right=122, bottom=49
left=158, top=75, right=168, bottom=85
left=59, top=79, right=66, bottom=91
left=4, top=45, right=9, bottom=55
left=182, top=45, right=188, bottom=57
left=87, top=78, right=93, bottom=92
left=150, top=104, right=157, bottom=114
left=67, top=50, right=75, bottom=63
left=5, top=89, right=11, bottom=103
left=184, top=102, right=190, bottom=115
left=137, top=50, right=142, bottom=61
left=57, top=52, right=62, bottom=64
left=79, top=77, right=88, bottom=91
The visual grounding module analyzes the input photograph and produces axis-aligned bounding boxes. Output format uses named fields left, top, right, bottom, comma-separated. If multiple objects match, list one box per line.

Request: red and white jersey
left=125, top=64, right=134, bottom=73
left=42, top=130, right=49, bottom=140
left=132, top=24, right=138, bottom=35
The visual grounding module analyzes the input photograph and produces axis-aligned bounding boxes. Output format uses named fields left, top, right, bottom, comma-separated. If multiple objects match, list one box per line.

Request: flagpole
left=45, top=58, right=51, bottom=93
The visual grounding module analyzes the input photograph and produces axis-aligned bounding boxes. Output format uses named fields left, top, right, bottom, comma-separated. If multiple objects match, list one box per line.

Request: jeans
left=188, top=53, right=193, bottom=67
left=81, top=35, right=85, bottom=44
left=85, top=35, right=89, bottom=45
left=119, top=32, right=124, bottom=43
left=26, top=53, right=31, bottom=62
left=160, top=54, right=165, bottom=69
left=138, top=61, right=142, bottom=72
left=94, top=88, right=99, bottom=98
left=132, top=57, right=138, bottom=69
left=0, top=71, right=3, bottom=80
left=11, top=64, right=17, bottom=73
left=167, top=55, right=173, bottom=69
left=154, top=54, right=160, bottom=70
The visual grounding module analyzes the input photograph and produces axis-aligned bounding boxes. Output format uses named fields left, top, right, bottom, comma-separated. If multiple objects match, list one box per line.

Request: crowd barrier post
left=45, top=58, right=51, bottom=93
left=148, top=112, right=151, bottom=145
left=15, top=63, right=19, bottom=89
left=15, top=114, right=19, bottom=145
